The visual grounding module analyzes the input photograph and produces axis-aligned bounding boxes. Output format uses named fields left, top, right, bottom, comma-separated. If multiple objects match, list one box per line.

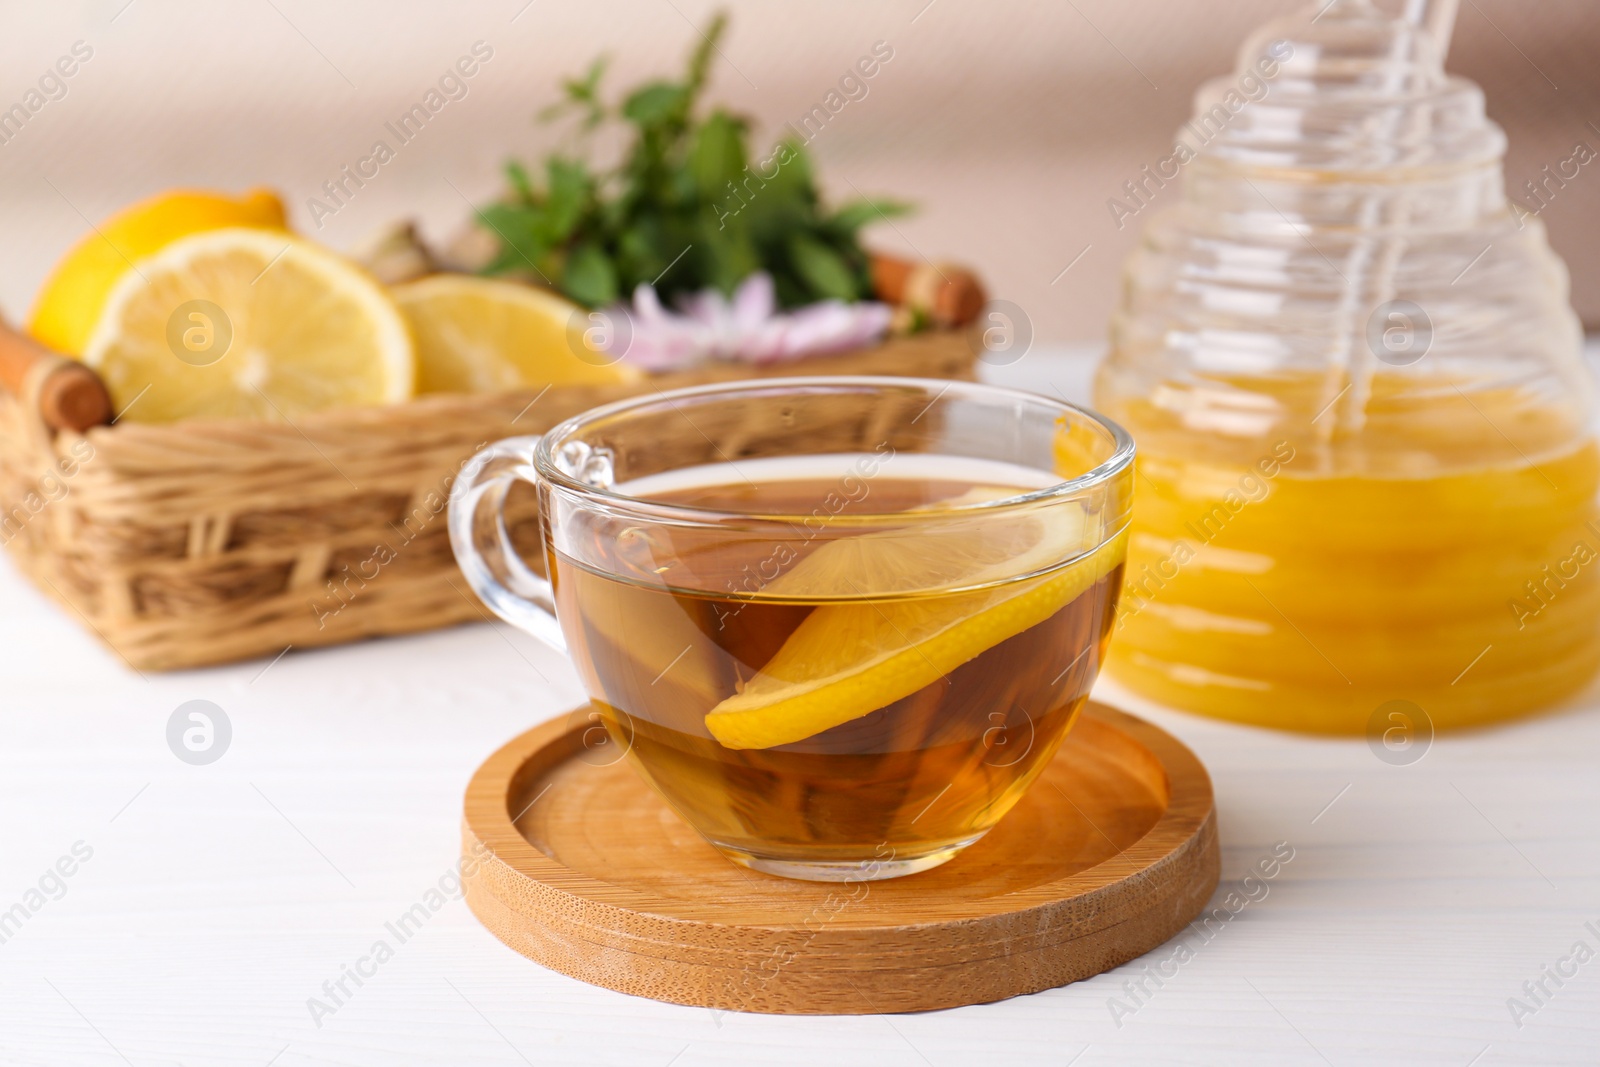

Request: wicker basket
left=0, top=332, right=977, bottom=670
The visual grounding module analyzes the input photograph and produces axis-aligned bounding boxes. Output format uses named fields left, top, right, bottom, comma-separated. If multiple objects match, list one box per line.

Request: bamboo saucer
left=461, top=700, right=1219, bottom=1014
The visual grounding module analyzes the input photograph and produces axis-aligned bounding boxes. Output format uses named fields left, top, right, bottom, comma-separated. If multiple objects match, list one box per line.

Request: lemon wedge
left=704, top=493, right=1126, bottom=750
left=30, top=188, right=287, bottom=356
left=392, top=274, right=641, bottom=394
left=82, top=228, right=413, bottom=423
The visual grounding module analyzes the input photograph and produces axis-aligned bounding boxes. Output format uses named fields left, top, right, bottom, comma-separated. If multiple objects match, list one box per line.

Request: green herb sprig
left=476, top=12, right=909, bottom=309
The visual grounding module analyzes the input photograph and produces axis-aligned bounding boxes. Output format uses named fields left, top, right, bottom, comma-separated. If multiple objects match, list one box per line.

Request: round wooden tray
left=461, top=700, right=1219, bottom=1015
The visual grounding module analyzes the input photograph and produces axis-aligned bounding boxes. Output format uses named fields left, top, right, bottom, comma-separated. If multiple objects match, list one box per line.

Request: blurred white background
left=1, top=0, right=1597, bottom=342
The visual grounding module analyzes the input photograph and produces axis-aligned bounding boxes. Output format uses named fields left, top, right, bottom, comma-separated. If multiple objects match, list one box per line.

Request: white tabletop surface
left=3, top=349, right=1599, bottom=1067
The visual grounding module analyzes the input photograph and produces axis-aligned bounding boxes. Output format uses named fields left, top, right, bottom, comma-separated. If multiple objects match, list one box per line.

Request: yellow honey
left=1096, top=373, right=1600, bottom=732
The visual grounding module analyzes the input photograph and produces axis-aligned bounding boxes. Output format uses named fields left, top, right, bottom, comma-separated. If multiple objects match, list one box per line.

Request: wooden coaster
left=461, top=700, right=1219, bottom=1014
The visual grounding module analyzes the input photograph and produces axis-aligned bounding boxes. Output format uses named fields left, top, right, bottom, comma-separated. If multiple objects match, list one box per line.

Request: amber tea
left=551, top=455, right=1125, bottom=880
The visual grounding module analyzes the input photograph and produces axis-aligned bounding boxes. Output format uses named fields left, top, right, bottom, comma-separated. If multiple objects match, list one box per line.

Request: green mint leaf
left=787, top=233, right=857, bottom=302
left=505, top=160, right=536, bottom=203
left=690, top=110, right=750, bottom=198
left=476, top=204, right=549, bottom=270
left=829, top=197, right=912, bottom=234
left=766, top=138, right=814, bottom=200
left=699, top=221, right=759, bottom=294
left=572, top=56, right=608, bottom=102
left=684, top=11, right=727, bottom=104
left=544, top=158, right=590, bottom=243
left=617, top=222, right=665, bottom=285
left=623, top=83, right=687, bottom=127
left=563, top=241, right=619, bottom=306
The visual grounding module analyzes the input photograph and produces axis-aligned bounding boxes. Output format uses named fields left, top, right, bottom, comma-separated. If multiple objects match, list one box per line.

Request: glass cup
left=449, top=376, right=1134, bottom=881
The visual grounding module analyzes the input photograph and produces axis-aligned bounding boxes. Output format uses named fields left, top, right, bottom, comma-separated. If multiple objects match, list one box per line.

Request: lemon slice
left=82, top=228, right=413, bottom=423
left=758, top=486, right=1066, bottom=599
left=30, top=187, right=288, bottom=357
left=705, top=495, right=1126, bottom=750
left=392, top=275, right=641, bottom=394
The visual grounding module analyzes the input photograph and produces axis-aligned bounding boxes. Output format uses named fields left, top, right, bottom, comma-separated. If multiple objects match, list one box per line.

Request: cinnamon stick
left=0, top=317, right=113, bottom=432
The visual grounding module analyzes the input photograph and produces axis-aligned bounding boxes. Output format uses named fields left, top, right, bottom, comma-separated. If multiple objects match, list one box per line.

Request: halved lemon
left=82, top=228, right=413, bottom=423
left=704, top=493, right=1126, bottom=750
left=30, top=187, right=288, bottom=357
left=392, top=274, right=640, bottom=394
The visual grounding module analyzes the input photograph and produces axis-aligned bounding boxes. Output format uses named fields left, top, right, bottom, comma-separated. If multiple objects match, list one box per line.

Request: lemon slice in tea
left=704, top=491, right=1126, bottom=750
left=82, top=228, right=413, bottom=422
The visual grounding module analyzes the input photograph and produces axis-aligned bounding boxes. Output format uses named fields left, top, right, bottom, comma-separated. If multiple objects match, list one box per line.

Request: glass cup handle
left=447, top=436, right=567, bottom=653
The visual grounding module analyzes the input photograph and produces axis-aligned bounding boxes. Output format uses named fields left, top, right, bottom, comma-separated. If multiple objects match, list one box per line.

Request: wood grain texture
left=462, top=700, right=1220, bottom=1014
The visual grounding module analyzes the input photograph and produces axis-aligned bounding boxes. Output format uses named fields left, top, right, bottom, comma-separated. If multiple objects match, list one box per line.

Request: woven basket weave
left=0, top=332, right=977, bottom=670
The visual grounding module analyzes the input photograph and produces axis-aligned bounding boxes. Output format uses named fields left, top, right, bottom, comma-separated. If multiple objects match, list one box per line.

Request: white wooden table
left=3, top=351, right=1598, bottom=1066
